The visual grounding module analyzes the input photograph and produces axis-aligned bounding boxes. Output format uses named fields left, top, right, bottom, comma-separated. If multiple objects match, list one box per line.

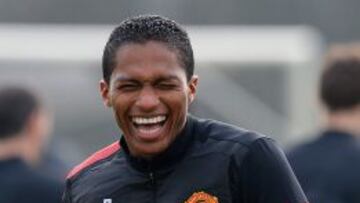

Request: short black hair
left=0, top=87, right=40, bottom=139
left=320, top=57, right=360, bottom=111
left=102, top=15, right=194, bottom=84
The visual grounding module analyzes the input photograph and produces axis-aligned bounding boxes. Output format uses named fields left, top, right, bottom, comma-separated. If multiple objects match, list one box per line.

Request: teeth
left=132, top=116, right=166, bottom=125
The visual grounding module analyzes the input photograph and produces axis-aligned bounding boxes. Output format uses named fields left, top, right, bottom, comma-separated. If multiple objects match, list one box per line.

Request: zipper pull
left=149, top=172, right=155, bottom=184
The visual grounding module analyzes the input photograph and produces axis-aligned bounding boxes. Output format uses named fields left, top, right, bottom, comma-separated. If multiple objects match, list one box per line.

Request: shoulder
left=192, top=116, right=267, bottom=147
left=190, top=117, right=293, bottom=176
left=66, top=141, right=121, bottom=180
left=286, top=132, right=329, bottom=164
left=26, top=176, right=63, bottom=202
left=190, top=116, right=279, bottom=163
left=1, top=166, right=63, bottom=203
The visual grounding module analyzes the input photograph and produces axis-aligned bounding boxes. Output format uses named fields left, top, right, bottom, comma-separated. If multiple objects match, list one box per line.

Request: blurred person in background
left=287, top=44, right=360, bottom=203
left=63, top=15, right=307, bottom=203
left=0, top=86, right=63, bottom=203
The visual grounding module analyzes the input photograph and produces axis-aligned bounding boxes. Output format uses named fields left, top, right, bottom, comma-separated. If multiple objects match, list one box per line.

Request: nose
left=135, top=86, right=160, bottom=112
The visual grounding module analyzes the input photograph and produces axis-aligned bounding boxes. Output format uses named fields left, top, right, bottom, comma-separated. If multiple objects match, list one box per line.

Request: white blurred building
left=0, top=24, right=324, bottom=163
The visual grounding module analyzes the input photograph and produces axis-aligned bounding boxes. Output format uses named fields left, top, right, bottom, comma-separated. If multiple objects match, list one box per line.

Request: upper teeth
left=132, top=116, right=166, bottom=125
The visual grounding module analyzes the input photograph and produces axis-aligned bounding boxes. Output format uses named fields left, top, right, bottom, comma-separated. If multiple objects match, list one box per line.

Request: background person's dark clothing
left=63, top=116, right=307, bottom=203
left=0, top=158, right=63, bottom=203
left=287, top=130, right=360, bottom=203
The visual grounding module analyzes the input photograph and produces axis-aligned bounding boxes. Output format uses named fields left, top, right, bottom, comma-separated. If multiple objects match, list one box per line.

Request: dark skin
left=100, top=41, right=198, bottom=159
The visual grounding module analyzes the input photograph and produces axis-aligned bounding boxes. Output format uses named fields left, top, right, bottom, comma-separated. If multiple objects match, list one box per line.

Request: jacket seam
left=207, top=132, right=267, bottom=148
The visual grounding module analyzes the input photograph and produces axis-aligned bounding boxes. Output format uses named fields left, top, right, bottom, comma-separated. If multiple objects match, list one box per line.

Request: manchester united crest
left=185, top=191, right=218, bottom=203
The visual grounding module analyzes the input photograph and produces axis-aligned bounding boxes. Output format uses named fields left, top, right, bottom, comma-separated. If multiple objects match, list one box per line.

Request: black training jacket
left=63, top=116, right=308, bottom=203
left=288, top=130, right=360, bottom=203
left=0, top=158, right=63, bottom=203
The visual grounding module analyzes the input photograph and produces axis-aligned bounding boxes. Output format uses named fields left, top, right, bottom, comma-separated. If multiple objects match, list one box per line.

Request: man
left=287, top=44, right=360, bottom=203
left=63, top=15, right=307, bottom=203
left=0, top=86, right=63, bottom=203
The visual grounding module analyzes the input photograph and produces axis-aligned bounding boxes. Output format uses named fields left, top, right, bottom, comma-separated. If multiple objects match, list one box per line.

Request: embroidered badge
left=185, top=191, right=218, bottom=203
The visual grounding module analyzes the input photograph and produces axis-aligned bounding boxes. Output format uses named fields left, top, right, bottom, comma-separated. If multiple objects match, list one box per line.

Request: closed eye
left=117, top=83, right=141, bottom=91
left=156, top=82, right=178, bottom=90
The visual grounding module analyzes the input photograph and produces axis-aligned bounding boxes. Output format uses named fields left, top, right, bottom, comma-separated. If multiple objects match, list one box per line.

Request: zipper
left=149, top=172, right=155, bottom=184
left=149, top=171, right=156, bottom=203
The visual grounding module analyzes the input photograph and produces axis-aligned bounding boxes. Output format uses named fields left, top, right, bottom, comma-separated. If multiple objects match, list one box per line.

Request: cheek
left=111, top=92, right=135, bottom=112
left=111, top=95, right=132, bottom=124
left=163, top=91, right=189, bottom=118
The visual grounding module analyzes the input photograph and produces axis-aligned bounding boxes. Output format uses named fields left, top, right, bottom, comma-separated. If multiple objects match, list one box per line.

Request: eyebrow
left=112, top=74, right=182, bottom=83
left=156, top=75, right=182, bottom=82
left=111, top=75, right=138, bottom=84
left=112, top=75, right=131, bottom=82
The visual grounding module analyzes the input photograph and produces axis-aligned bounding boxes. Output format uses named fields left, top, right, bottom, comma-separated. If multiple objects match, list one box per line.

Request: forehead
left=112, top=41, right=186, bottom=79
left=116, top=41, right=179, bottom=65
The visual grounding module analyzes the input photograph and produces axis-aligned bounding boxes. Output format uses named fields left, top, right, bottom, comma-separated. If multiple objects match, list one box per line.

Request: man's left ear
left=188, top=75, right=199, bottom=104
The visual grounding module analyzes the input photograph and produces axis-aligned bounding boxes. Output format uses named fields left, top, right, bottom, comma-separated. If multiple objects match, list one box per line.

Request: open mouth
left=131, top=115, right=168, bottom=141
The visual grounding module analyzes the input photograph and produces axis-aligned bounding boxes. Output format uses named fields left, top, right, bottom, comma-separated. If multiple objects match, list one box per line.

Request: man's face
left=100, top=41, right=198, bottom=158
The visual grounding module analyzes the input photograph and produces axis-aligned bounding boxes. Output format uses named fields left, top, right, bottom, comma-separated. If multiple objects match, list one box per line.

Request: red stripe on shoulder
left=66, top=141, right=120, bottom=179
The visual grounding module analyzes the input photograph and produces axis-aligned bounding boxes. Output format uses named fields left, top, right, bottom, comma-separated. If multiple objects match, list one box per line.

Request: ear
left=25, top=110, right=51, bottom=144
left=187, top=75, right=199, bottom=104
left=99, top=79, right=112, bottom=107
left=24, top=110, right=51, bottom=165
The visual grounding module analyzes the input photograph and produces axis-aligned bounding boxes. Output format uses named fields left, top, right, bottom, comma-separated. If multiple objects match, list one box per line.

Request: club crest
left=185, top=191, right=218, bottom=203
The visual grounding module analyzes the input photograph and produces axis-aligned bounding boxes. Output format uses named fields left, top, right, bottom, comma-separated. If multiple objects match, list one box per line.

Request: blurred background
left=0, top=0, right=356, bottom=174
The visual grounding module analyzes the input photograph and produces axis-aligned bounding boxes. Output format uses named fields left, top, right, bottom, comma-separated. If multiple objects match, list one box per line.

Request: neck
left=326, top=106, right=360, bottom=136
left=0, top=134, right=39, bottom=166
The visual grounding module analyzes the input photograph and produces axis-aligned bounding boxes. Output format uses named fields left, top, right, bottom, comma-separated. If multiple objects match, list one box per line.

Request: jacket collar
left=321, top=129, right=355, bottom=140
left=120, top=115, right=195, bottom=172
